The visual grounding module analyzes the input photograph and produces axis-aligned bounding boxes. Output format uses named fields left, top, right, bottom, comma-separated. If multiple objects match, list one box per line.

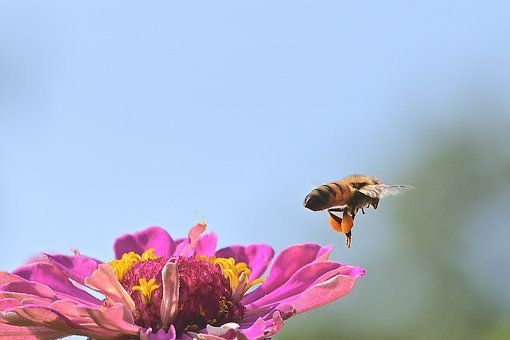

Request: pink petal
left=12, top=263, right=100, bottom=306
left=188, top=222, right=206, bottom=241
left=243, top=262, right=364, bottom=321
left=239, top=317, right=265, bottom=339
left=86, top=304, right=140, bottom=335
left=185, top=332, right=226, bottom=340
left=172, top=238, right=187, bottom=256
left=20, top=298, right=53, bottom=307
left=206, top=322, right=239, bottom=336
left=193, top=232, right=218, bottom=257
left=113, top=226, right=174, bottom=259
left=0, top=292, right=50, bottom=303
left=0, top=272, right=25, bottom=286
left=0, top=286, right=57, bottom=310
left=49, top=300, right=137, bottom=338
left=140, top=326, right=176, bottom=340
left=4, top=305, right=83, bottom=334
left=243, top=261, right=342, bottom=314
left=45, top=253, right=101, bottom=284
left=0, top=323, right=66, bottom=339
left=241, top=243, right=334, bottom=305
left=1, top=281, right=56, bottom=301
left=180, top=223, right=207, bottom=257
left=278, top=273, right=359, bottom=314
left=0, top=299, right=19, bottom=311
left=84, top=264, right=136, bottom=315
left=316, top=244, right=333, bottom=260
left=215, top=244, right=274, bottom=280
left=49, top=300, right=103, bottom=325
left=246, top=261, right=359, bottom=314
left=264, top=311, right=284, bottom=336
left=160, top=260, right=179, bottom=330
left=239, top=311, right=283, bottom=339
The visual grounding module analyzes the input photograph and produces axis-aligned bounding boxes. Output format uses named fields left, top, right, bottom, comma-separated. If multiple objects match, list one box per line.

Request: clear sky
left=1, top=0, right=509, bottom=274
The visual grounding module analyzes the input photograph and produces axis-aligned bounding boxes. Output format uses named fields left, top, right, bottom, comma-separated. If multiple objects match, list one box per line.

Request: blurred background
left=1, top=1, right=509, bottom=339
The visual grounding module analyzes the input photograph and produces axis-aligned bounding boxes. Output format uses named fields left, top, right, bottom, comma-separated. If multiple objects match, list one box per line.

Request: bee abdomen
left=303, top=184, right=338, bottom=211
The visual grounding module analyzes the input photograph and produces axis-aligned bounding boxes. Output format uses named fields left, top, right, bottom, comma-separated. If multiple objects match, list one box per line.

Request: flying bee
left=303, top=174, right=413, bottom=248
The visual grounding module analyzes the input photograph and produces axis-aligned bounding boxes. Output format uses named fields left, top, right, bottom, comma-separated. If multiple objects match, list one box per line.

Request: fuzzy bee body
left=304, top=174, right=412, bottom=248
left=303, top=181, right=353, bottom=211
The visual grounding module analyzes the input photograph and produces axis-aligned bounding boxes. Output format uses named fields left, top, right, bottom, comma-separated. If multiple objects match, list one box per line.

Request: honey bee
left=303, top=174, right=413, bottom=248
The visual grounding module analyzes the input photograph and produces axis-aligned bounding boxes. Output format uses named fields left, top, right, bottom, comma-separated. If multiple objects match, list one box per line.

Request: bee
left=303, top=174, right=413, bottom=248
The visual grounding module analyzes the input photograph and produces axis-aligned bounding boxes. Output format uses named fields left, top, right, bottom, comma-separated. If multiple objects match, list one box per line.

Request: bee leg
left=328, top=211, right=343, bottom=232
left=345, top=231, right=352, bottom=248
left=341, top=210, right=354, bottom=248
left=361, top=207, right=365, bottom=214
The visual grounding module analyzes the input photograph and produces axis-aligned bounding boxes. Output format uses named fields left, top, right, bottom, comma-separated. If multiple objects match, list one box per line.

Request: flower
left=0, top=223, right=365, bottom=339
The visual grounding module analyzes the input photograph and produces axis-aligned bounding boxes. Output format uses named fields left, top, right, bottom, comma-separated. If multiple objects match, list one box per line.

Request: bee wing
left=358, top=184, right=414, bottom=199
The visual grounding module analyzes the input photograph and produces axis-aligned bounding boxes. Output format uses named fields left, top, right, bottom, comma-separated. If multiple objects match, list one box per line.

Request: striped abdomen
left=303, top=181, right=351, bottom=211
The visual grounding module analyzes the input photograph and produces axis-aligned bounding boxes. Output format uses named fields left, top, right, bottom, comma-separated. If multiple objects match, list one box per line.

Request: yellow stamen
left=109, top=248, right=159, bottom=281
left=109, top=252, right=141, bottom=281
left=132, top=278, right=159, bottom=304
left=141, top=247, right=158, bottom=261
left=197, top=255, right=265, bottom=299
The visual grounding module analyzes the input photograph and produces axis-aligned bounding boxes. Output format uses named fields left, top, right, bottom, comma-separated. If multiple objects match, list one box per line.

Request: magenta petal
left=215, top=244, right=274, bottom=280
left=1, top=282, right=56, bottom=301
left=140, top=326, right=176, bottom=340
left=243, top=261, right=344, bottom=312
left=265, top=311, right=284, bottom=336
left=193, top=232, right=218, bottom=257
left=337, top=264, right=366, bottom=280
left=242, top=263, right=364, bottom=325
left=113, top=226, right=174, bottom=259
left=239, top=311, right=283, bottom=339
left=172, top=238, right=189, bottom=256
left=316, top=244, right=333, bottom=260
left=239, top=317, right=265, bottom=339
left=241, top=243, right=332, bottom=304
left=171, top=238, right=187, bottom=256
left=0, top=323, right=66, bottom=339
left=12, top=263, right=100, bottom=306
left=278, top=273, right=360, bottom=314
left=45, top=253, right=101, bottom=284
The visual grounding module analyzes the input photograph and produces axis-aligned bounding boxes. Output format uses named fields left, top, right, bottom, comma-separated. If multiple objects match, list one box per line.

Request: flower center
left=196, top=255, right=265, bottom=301
left=109, top=249, right=262, bottom=334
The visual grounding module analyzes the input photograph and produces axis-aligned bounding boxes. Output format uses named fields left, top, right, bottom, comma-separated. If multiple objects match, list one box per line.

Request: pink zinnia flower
left=0, top=223, right=365, bottom=339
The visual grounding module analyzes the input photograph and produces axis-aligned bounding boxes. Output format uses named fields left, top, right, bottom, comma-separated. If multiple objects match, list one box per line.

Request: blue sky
left=1, top=1, right=509, bottom=271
